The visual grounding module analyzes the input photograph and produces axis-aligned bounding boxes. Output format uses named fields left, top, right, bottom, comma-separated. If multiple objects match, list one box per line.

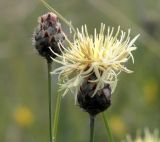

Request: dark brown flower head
left=33, top=12, right=65, bottom=63
left=77, top=74, right=111, bottom=116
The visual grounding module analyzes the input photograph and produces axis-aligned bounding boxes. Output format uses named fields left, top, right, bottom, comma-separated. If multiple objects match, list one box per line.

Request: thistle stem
left=90, top=115, right=95, bottom=142
left=47, top=62, right=52, bottom=142
left=102, top=112, right=113, bottom=142
left=53, top=93, right=62, bottom=142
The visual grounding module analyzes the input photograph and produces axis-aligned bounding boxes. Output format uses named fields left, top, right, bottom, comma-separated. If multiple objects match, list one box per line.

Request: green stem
left=47, top=62, right=52, bottom=142
left=102, top=112, right=113, bottom=142
left=53, top=93, right=62, bottom=142
left=90, top=115, right=95, bottom=142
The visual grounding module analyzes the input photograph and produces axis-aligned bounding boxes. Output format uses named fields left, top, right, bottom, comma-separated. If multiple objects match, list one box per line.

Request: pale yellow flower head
left=51, top=23, right=139, bottom=96
left=123, top=129, right=160, bottom=142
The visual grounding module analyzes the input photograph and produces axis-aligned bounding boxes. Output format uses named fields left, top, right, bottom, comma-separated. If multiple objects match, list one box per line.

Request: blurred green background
left=0, top=0, right=160, bottom=142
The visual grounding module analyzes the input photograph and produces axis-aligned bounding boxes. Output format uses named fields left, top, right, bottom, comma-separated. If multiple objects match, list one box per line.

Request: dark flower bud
left=33, top=12, right=65, bottom=63
left=77, top=74, right=112, bottom=116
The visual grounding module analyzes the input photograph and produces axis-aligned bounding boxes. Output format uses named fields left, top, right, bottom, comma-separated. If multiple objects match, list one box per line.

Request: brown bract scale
left=33, top=12, right=65, bottom=63
left=77, top=74, right=111, bottom=116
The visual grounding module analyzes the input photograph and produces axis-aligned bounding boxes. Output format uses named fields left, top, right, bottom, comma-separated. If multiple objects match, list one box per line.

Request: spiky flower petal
left=123, top=129, right=160, bottom=142
left=51, top=23, right=139, bottom=97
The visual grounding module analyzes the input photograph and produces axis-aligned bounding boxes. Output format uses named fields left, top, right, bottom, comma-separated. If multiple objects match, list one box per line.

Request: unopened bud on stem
left=33, top=12, right=65, bottom=63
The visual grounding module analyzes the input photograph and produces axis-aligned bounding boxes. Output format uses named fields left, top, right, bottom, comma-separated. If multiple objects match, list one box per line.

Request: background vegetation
left=0, top=0, right=160, bottom=141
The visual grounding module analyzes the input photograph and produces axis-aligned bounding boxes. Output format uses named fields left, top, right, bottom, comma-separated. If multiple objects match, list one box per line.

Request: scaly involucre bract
left=51, top=23, right=139, bottom=96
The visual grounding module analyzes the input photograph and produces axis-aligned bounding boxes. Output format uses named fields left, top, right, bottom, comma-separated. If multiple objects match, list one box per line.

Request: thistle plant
left=35, top=1, right=140, bottom=142
left=32, top=12, right=65, bottom=142
left=51, top=24, right=139, bottom=142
